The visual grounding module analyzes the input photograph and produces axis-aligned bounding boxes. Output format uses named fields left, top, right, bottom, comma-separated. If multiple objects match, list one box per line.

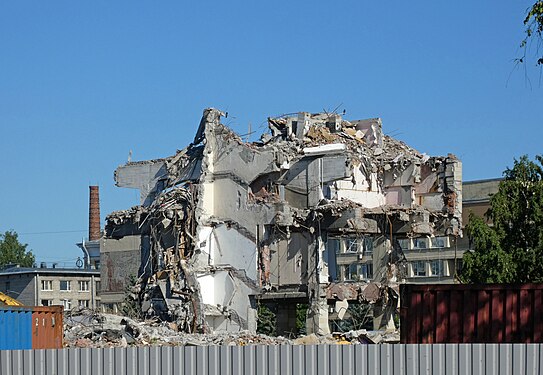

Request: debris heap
left=64, top=308, right=398, bottom=347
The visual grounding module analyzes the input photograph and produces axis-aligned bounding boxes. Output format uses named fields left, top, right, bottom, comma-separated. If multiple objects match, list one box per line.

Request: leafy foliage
left=256, top=303, right=276, bottom=336
left=461, top=155, right=543, bottom=283
left=0, top=230, right=35, bottom=268
left=121, top=274, right=142, bottom=319
left=519, top=1, right=543, bottom=66
left=256, top=303, right=308, bottom=337
left=460, top=214, right=515, bottom=283
left=331, top=303, right=373, bottom=332
left=295, top=304, right=308, bottom=336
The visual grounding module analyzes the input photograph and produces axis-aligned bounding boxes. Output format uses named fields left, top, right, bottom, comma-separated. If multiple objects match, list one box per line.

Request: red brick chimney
left=89, top=186, right=101, bottom=241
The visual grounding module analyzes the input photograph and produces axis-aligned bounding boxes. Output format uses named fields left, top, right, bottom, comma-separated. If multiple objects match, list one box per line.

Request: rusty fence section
left=1, top=344, right=543, bottom=375
left=31, top=306, right=63, bottom=349
left=400, top=284, right=543, bottom=344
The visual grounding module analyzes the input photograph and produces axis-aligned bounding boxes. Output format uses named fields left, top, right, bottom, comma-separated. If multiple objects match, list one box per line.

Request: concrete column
left=373, top=292, right=398, bottom=331
left=305, top=233, right=330, bottom=335
left=306, top=296, right=330, bottom=335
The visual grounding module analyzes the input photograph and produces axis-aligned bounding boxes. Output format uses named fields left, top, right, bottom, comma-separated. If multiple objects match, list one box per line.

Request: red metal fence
left=31, top=306, right=63, bottom=349
left=400, top=283, right=543, bottom=344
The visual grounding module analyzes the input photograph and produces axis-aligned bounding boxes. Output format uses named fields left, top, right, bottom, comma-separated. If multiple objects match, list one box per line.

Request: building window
left=60, top=280, right=71, bottom=291
left=360, top=263, right=373, bottom=279
left=327, top=238, right=341, bottom=254
left=41, top=299, right=53, bottom=306
left=412, top=261, right=426, bottom=276
left=41, top=280, right=53, bottom=291
left=325, top=238, right=341, bottom=281
left=78, top=300, right=89, bottom=308
left=62, top=299, right=72, bottom=310
left=346, top=238, right=359, bottom=253
left=413, top=238, right=428, bottom=249
left=397, top=238, right=410, bottom=251
left=456, top=259, right=463, bottom=273
left=79, top=281, right=89, bottom=291
left=431, top=236, right=448, bottom=248
left=4, top=281, right=10, bottom=293
left=431, top=260, right=444, bottom=276
left=96, top=281, right=101, bottom=292
left=344, top=264, right=358, bottom=281
left=364, top=237, right=373, bottom=255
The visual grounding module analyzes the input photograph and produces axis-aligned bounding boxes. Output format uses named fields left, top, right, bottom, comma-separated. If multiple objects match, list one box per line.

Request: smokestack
left=89, top=186, right=101, bottom=241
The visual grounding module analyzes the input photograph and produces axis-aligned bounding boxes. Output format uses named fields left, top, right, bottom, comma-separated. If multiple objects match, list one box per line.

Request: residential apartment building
left=402, top=178, right=501, bottom=283
left=401, top=235, right=458, bottom=282
left=0, top=264, right=100, bottom=310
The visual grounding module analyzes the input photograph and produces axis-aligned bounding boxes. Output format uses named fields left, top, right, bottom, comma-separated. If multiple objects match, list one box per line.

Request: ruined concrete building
left=102, top=108, right=462, bottom=335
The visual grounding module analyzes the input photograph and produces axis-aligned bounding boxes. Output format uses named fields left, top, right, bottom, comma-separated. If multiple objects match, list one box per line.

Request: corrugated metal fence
left=400, top=284, right=543, bottom=344
left=1, top=344, right=543, bottom=374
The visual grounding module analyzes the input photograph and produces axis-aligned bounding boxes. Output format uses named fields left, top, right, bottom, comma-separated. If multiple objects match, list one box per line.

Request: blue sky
left=1, top=1, right=542, bottom=264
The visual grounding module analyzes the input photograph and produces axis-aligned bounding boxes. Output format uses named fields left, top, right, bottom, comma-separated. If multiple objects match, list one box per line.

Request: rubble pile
left=333, top=329, right=400, bottom=345
left=64, top=308, right=293, bottom=348
left=64, top=308, right=399, bottom=348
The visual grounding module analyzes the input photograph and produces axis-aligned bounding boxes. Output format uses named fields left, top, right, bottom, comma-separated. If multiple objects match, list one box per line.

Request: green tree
left=295, top=304, right=308, bottom=336
left=519, top=2, right=543, bottom=66
left=121, top=274, right=141, bottom=318
left=461, top=155, right=543, bottom=283
left=332, top=303, right=373, bottom=332
left=256, top=303, right=276, bottom=336
left=0, top=230, right=35, bottom=268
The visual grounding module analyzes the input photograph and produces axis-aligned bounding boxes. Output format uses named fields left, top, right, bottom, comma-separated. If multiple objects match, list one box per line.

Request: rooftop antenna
left=331, top=103, right=343, bottom=115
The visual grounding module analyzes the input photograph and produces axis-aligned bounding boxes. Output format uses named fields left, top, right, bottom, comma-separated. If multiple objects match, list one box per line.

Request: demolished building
left=102, top=108, right=462, bottom=335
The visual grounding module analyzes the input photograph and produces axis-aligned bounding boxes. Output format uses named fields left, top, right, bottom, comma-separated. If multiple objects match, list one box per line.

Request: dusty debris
left=102, top=108, right=462, bottom=336
left=64, top=308, right=397, bottom=347
left=64, top=308, right=293, bottom=348
left=335, top=329, right=400, bottom=344
left=292, top=333, right=337, bottom=345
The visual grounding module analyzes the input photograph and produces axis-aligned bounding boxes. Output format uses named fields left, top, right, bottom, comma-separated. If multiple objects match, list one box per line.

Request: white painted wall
left=197, top=270, right=256, bottom=332
left=329, top=167, right=385, bottom=208
left=209, top=225, right=257, bottom=281
left=198, top=182, right=215, bottom=221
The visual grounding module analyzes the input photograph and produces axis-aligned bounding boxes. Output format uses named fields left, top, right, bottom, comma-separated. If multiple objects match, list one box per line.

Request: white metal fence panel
left=0, top=344, right=542, bottom=375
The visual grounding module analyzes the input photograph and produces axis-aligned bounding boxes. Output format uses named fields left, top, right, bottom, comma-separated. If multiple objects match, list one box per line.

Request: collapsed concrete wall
left=103, top=108, right=462, bottom=334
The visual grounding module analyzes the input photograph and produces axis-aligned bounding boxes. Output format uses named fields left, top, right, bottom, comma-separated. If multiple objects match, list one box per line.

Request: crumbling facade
left=103, top=108, right=462, bottom=334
